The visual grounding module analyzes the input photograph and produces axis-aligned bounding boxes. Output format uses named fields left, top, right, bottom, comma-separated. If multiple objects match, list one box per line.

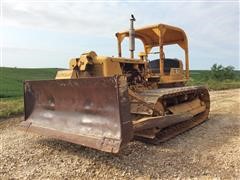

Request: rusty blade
left=20, top=76, right=133, bottom=153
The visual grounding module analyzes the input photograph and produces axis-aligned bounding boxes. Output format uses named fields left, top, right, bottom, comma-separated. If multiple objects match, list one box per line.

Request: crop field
left=0, top=68, right=58, bottom=118
left=0, top=67, right=58, bottom=98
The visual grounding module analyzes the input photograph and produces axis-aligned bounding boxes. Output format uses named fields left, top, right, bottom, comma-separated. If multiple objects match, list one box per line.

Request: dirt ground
left=0, top=89, right=240, bottom=179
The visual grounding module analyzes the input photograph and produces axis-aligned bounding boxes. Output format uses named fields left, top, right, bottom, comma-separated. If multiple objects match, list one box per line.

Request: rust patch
left=21, top=76, right=133, bottom=153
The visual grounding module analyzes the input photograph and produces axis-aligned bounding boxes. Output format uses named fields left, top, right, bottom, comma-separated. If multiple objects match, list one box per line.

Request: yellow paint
left=116, top=23, right=189, bottom=80
left=56, top=23, right=191, bottom=85
left=55, top=70, right=77, bottom=79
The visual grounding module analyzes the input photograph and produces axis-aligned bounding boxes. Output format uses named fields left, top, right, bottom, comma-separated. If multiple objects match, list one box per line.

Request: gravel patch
left=1, top=89, right=240, bottom=179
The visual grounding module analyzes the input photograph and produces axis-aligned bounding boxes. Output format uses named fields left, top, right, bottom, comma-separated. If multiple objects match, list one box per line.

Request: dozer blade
left=19, top=76, right=133, bottom=153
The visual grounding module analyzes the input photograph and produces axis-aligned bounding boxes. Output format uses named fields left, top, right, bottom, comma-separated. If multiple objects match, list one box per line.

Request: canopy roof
left=116, top=23, right=188, bottom=53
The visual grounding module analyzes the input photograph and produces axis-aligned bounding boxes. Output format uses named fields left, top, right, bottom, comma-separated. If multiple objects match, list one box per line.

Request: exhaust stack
left=129, top=14, right=136, bottom=59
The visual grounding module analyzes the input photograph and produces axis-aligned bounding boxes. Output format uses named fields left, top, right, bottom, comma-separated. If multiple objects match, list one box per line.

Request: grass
left=0, top=67, right=57, bottom=119
left=0, top=67, right=58, bottom=98
left=188, top=70, right=240, bottom=90
left=0, top=97, right=23, bottom=118
left=0, top=67, right=239, bottom=118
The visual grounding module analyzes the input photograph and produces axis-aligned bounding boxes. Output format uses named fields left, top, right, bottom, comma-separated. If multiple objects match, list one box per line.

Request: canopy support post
left=118, top=40, right=122, bottom=57
left=185, top=49, right=189, bottom=80
left=159, top=33, right=164, bottom=78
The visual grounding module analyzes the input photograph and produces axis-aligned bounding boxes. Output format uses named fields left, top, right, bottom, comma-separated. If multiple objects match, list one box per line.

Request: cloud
left=2, top=1, right=131, bottom=35
left=1, top=1, right=239, bottom=69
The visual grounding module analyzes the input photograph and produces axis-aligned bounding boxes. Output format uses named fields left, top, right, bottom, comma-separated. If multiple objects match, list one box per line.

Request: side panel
left=102, top=59, right=122, bottom=76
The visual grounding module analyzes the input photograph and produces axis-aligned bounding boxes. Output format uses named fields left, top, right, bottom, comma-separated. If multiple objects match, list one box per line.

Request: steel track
left=133, top=86, right=210, bottom=144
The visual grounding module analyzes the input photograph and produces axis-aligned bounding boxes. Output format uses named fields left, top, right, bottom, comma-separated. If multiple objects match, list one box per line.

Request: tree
left=210, top=64, right=235, bottom=81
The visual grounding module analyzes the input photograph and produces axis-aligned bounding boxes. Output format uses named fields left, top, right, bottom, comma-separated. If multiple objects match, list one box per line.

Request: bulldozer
left=20, top=16, right=210, bottom=153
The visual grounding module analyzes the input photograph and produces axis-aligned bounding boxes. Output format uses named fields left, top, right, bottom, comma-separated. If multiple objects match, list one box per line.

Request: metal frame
left=116, top=24, right=189, bottom=80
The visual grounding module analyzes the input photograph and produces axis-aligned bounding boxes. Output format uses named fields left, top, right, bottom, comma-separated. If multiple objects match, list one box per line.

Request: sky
left=0, top=1, right=239, bottom=70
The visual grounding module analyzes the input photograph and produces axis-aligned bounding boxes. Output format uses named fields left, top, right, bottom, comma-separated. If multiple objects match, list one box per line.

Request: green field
left=0, top=67, right=240, bottom=118
left=0, top=67, right=58, bottom=118
left=187, top=70, right=240, bottom=90
left=0, top=67, right=58, bottom=98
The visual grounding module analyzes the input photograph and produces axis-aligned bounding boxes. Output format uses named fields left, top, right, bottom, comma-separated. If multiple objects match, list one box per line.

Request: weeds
left=0, top=98, right=23, bottom=118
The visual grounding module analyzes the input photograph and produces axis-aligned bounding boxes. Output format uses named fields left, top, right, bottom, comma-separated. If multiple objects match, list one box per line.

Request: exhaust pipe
left=129, top=14, right=136, bottom=59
